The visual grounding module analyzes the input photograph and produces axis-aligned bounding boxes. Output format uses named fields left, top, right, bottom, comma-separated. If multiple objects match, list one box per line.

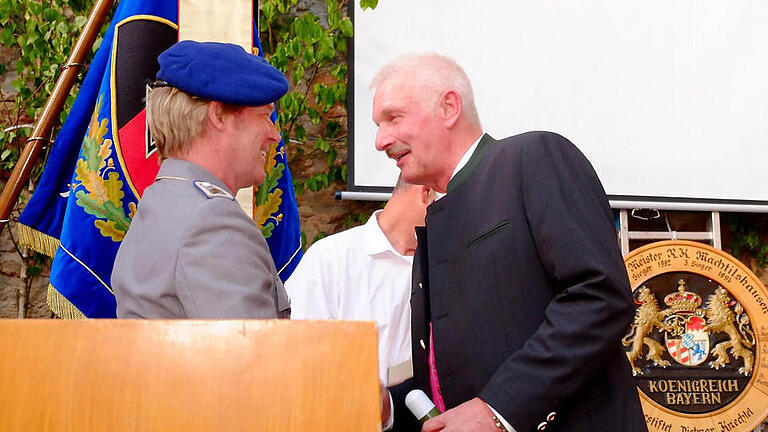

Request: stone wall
left=0, top=218, right=51, bottom=319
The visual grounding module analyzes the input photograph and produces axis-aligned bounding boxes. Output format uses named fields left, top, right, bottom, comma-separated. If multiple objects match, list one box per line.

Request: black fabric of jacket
left=408, top=132, right=648, bottom=432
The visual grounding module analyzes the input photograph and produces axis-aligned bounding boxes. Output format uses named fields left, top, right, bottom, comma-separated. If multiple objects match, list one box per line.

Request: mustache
left=385, top=144, right=411, bottom=159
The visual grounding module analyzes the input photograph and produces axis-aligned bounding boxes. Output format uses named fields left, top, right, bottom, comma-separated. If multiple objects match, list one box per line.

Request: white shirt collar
left=435, top=133, right=484, bottom=200
left=362, top=210, right=410, bottom=260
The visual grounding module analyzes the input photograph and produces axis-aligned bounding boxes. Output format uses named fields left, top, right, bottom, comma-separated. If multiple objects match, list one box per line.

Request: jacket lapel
left=446, top=133, right=494, bottom=193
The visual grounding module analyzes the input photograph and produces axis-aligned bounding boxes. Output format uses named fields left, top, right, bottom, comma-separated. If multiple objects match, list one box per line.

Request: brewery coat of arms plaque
left=624, top=240, right=768, bottom=432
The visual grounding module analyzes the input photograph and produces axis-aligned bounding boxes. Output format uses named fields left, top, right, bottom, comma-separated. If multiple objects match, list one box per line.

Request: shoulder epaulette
left=193, top=181, right=234, bottom=200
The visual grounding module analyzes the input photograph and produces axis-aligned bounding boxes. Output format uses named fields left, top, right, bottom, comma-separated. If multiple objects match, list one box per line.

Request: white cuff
left=487, top=403, right=516, bottom=432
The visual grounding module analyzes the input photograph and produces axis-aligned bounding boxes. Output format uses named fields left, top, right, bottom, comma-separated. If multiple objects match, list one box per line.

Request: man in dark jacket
left=371, top=54, right=646, bottom=432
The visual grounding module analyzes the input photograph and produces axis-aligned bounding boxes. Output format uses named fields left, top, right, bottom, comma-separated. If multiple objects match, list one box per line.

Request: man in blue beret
left=112, top=40, right=290, bottom=319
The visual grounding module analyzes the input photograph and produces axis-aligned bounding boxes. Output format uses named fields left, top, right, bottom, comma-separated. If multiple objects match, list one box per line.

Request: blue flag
left=252, top=32, right=304, bottom=283
left=19, top=0, right=302, bottom=318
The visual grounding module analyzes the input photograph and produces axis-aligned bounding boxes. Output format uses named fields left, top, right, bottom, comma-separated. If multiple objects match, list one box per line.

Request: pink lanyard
left=428, top=322, right=447, bottom=412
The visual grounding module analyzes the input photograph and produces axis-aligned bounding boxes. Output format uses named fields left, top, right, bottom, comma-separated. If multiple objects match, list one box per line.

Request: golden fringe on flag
left=17, top=224, right=60, bottom=258
left=17, top=226, right=90, bottom=319
left=47, top=284, right=87, bottom=319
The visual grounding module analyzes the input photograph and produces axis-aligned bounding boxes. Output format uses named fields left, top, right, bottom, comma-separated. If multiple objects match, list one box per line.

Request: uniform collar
left=156, top=158, right=233, bottom=194
left=362, top=210, right=411, bottom=260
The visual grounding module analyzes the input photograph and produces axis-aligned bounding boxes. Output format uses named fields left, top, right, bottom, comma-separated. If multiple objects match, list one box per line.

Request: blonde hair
left=145, top=87, right=209, bottom=161
left=370, top=53, right=481, bottom=128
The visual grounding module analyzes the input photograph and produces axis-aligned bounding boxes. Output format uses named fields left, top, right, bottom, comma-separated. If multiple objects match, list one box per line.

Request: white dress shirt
left=285, top=210, right=413, bottom=385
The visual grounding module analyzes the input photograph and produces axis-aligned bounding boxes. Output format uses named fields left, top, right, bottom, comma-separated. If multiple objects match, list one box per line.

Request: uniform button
left=547, top=412, right=556, bottom=422
left=420, top=339, right=426, bottom=350
left=418, top=283, right=423, bottom=289
left=537, top=422, right=548, bottom=431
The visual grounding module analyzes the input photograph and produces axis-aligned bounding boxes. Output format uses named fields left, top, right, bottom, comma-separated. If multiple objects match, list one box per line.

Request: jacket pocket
left=466, top=219, right=511, bottom=247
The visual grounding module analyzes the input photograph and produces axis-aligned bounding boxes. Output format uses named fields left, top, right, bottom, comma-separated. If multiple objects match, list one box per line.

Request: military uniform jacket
left=411, top=132, right=647, bottom=432
left=112, top=158, right=290, bottom=319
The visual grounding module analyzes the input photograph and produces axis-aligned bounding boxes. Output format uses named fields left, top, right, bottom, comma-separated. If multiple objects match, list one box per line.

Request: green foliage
left=0, top=127, right=23, bottom=171
left=0, top=0, right=112, bottom=182
left=344, top=211, right=369, bottom=228
left=300, top=230, right=307, bottom=248
left=311, top=231, right=328, bottom=244
left=359, top=0, right=378, bottom=11
left=260, top=0, right=376, bottom=197
left=27, top=251, right=49, bottom=277
left=263, top=0, right=379, bottom=251
left=725, top=214, right=768, bottom=267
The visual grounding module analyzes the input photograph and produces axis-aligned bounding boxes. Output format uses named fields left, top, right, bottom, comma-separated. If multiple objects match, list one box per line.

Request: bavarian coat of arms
left=624, top=280, right=754, bottom=377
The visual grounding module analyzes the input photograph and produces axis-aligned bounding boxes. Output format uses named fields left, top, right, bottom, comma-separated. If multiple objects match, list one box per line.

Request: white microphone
left=405, top=389, right=442, bottom=423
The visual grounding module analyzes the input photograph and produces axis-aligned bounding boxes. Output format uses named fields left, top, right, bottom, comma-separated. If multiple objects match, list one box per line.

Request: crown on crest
left=664, top=280, right=702, bottom=313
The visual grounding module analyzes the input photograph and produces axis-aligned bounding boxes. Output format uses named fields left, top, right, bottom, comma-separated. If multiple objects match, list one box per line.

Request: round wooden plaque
left=624, top=240, right=768, bottom=432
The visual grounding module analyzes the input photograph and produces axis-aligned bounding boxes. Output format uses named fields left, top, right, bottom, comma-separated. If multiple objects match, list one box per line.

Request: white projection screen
left=348, top=1, right=768, bottom=211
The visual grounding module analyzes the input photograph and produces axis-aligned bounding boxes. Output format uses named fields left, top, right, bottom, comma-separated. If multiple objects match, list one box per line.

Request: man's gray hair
left=370, top=53, right=481, bottom=128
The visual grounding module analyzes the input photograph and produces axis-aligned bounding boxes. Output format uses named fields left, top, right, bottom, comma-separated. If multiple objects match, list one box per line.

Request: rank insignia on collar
left=193, top=181, right=234, bottom=200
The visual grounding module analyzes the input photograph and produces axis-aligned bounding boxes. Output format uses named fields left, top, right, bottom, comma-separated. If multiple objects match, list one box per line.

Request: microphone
left=405, top=389, right=442, bottom=423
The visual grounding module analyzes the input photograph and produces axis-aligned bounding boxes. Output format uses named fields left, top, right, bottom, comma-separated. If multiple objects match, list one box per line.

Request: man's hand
left=380, top=383, right=392, bottom=427
left=422, top=397, right=499, bottom=432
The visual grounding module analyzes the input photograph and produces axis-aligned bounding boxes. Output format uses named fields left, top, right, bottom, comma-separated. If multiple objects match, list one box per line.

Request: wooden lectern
left=0, top=320, right=380, bottom=431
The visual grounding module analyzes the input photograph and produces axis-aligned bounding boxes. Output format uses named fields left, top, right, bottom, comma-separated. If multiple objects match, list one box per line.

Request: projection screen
left=348, top=1, right=768, bottom=211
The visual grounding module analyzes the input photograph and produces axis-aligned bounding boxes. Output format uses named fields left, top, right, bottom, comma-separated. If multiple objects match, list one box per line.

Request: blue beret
left=156, top=40, right=289, bottom=106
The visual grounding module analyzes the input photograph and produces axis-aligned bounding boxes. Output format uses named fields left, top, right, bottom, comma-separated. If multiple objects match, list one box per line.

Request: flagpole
left=0, top=0, right=115, bottom=232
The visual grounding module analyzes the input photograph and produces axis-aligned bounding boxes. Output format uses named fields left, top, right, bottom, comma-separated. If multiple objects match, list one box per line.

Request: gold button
left=547, top=412, right=556, bottom=422
left=537, top=422, right=547, bottom=431
left=420, top=339, right=426, bottom=350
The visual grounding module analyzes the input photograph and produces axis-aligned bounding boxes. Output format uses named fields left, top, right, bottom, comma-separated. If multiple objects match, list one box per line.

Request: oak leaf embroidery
left=73, top=96, right=136, bottom=241
left=254, top=137, right=286, bottom=239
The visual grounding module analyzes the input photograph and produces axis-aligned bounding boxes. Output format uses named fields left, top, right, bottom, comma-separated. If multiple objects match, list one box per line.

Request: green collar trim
left=447, top=134, right=494, bottom=193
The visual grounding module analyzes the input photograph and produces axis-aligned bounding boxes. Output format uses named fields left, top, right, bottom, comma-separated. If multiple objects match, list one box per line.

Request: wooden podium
left=0, top=320, right=380, bottom=431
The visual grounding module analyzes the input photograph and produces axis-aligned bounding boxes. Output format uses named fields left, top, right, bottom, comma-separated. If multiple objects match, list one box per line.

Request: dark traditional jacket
left=410, top=132, right=647, bottom=432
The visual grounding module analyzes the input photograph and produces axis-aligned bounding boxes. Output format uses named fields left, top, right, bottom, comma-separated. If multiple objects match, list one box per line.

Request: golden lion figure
left=701, top=287, right=754, bottom=375
left=623, top=286, right=671, bottom=376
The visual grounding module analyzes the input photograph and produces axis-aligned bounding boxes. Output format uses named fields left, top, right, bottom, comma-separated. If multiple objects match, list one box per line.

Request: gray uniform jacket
left=112, top=158, right=290, bottom=319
